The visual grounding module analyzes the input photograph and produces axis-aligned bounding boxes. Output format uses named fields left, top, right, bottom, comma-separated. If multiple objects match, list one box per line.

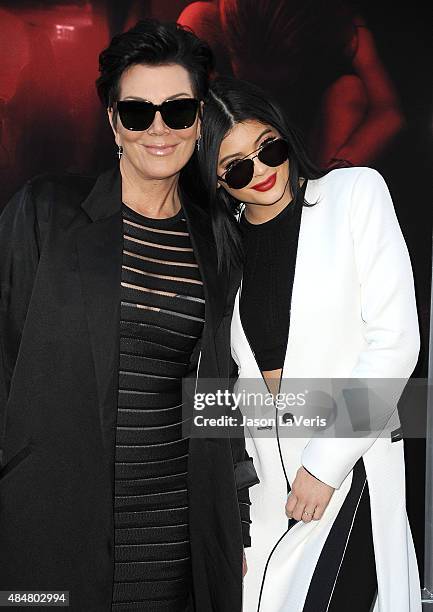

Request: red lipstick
left=252, top=173, right=277, bottom=192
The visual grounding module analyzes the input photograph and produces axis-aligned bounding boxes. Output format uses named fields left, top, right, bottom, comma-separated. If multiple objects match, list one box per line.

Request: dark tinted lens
left=258, top=138, right=289, bottom=167
left=161, top=99, right=199, bottom=129
left=225, top=159, right=255, bottom=189
left=117, top=101, right=155, bottom=131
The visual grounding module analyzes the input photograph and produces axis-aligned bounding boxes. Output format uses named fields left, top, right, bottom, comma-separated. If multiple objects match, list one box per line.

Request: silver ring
left=303, top=510, right=312, bottom=517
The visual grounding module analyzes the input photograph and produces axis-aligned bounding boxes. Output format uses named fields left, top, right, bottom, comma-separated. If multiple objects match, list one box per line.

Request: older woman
left=0, top=21, right=257, bottom=612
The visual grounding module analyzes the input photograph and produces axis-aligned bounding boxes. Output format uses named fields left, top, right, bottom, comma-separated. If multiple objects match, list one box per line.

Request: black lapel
left=180, top=187, right=227, bottom=335
left=76, top=168, right=122, bottom=453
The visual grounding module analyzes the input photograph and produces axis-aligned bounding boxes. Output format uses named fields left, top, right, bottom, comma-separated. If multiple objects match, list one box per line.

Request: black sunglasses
left=218, top=138, right=289, bottom=190
left=117, top=98, right=199, bottom=131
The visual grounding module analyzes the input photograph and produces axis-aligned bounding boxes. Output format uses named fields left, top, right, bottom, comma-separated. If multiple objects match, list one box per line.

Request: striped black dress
left=111, top=203, right=205, bottom=611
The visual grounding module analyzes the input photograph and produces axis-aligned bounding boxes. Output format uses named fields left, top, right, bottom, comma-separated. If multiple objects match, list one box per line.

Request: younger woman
left=199, top=76, right=421, bottom=611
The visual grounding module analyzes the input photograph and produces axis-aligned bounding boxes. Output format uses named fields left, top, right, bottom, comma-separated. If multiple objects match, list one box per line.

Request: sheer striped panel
left=112, top=204, right=204, bottom=612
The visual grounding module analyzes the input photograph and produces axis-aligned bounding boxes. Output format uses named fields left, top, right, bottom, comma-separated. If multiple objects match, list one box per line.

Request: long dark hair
left=198, top=76, right=327, bottom=271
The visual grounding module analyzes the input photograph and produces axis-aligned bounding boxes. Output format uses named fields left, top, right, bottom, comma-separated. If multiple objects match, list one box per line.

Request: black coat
left=0, top=168, right=258, bottom=611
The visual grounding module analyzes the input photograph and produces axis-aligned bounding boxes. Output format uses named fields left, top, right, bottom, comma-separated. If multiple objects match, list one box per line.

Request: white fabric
left=231, top=168, right=421, bottom=611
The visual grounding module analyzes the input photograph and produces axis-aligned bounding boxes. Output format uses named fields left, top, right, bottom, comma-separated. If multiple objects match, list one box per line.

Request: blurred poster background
left=0, top=0, right=431, bottom=583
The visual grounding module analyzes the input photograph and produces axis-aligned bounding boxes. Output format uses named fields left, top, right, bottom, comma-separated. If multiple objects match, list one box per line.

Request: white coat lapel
left=280, top=177, right=323, bottom=384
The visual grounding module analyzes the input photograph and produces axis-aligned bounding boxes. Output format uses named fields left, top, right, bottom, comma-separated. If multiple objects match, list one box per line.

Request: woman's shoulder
left=26, top=171, right=96, bottom=205
left=304, top=167, right=392, bottom=223
left=315, top=166, right=384, bottom=187
left=308, top=166, right=387, bottom=202
left=2, top=172, right=96, bottom=227
left=6, top=172, right=98, bottom=228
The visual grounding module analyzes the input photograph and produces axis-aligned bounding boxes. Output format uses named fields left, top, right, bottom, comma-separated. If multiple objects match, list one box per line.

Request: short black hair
left=96, top=18, right=214, bottom=111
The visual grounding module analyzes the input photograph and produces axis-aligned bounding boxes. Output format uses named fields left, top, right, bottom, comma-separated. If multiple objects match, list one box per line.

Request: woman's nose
left=147, top=111, right=170, bottom=135
left=253, top=158, right=268, bottom=176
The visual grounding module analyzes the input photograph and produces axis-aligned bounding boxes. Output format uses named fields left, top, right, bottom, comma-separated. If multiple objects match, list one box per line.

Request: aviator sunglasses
left=117, top=98, right=200, bottom=131
left=218, top=137, right=289, bottom=190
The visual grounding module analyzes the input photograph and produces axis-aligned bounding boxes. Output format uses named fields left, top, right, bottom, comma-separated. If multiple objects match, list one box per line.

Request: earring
left=196, top=136, right=201, bottom=152
left=117, top=144, right=123, bottom=159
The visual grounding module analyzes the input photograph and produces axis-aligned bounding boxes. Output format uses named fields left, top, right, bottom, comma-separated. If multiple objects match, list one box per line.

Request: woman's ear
left=197, top=100, right=204, bottom=139
left=107, top=107, right=118, bottom=142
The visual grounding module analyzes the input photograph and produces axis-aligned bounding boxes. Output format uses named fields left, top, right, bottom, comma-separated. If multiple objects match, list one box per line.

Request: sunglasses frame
left=217, top=137, right=289, bottom=190
left=116, top=98, right=200, bottom=131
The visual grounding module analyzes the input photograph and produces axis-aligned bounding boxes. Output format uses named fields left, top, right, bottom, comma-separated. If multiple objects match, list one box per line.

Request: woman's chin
left=134, top=162, right=185, bottom=181
left=249, top=185, right=287, bottom=206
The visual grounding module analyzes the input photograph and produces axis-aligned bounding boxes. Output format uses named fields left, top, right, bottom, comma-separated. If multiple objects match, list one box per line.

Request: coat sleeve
left=222, top=260, right=260, bottom=548
left=0, top=181, right=42, bottom=465
left=301, top=168, right=420, bottom=489
left=215, top=278, right=260, bottom=548
left=227, top=349, right=260, bottom=548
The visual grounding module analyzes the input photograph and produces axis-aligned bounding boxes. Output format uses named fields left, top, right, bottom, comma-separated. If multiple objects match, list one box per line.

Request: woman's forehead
left=119, top=63, right=194, bottom=102
left=219, top=120, right=275, bottom=157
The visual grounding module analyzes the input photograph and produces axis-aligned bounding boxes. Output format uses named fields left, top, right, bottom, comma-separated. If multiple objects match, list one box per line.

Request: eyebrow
left=122, top=93, right=193, bottom=102
left=219, top=128, right=273, bottom=165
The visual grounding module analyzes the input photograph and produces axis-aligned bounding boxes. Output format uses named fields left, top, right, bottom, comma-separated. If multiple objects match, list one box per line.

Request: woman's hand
left=285, top=466, right=335, bottom=522
left=242, top=550, right=248, bottom=577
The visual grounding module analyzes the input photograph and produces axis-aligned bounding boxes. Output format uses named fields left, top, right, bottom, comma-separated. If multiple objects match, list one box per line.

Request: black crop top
left=239, top=181, right=307, bottom=371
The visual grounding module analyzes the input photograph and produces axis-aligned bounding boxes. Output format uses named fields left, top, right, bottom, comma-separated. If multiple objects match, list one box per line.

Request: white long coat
left=231, top=168, right=422, bottom=611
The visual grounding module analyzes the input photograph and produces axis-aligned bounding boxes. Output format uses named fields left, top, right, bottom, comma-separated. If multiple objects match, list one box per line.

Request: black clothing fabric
left=0, top=167, right=258, bottom=612
left=303, top=458, right=377, bottom=611
left=239, top=183, right=306, bottom=371
left=112, top=204, right=205, bottom=611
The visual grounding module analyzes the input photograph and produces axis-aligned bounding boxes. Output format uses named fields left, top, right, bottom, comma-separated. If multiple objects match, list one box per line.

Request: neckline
left=122, top=202, right=185, bottom=226
left=240, top=179, right=307, bottom=231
